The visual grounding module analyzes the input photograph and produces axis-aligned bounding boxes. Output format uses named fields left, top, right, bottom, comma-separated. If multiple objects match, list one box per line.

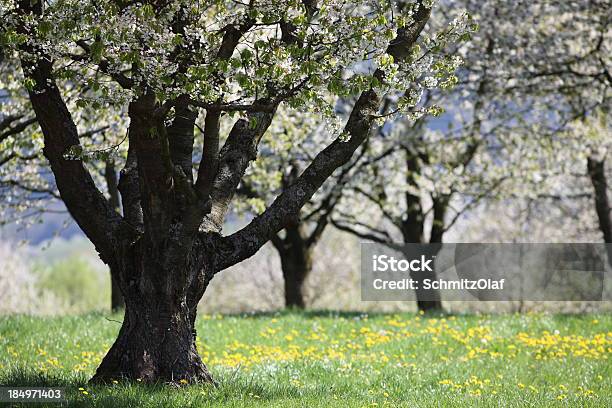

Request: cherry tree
left=1, top=0, right=473, bottom=383
left=329, top=6, right=506, bottom=312
left=480, top=0, right=611, bottom=246
left=332, top=0, right=611, bottom=311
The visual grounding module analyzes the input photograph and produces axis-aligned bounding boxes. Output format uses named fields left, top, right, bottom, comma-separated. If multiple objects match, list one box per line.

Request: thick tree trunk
left=91, top=297, right=212, bottom=384
left=91, top=238, right=213, bottom=384
left=274, top=222, right=313, bottom=309
left=91, top=255, right=214, bottom=384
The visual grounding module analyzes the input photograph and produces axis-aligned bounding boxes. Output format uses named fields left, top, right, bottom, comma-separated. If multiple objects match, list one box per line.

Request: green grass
left=0, top=311, right=610, bottom=407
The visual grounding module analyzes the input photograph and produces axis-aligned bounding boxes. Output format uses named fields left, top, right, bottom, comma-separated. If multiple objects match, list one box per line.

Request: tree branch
left=193, top=16, right=256, bottom=199
left=211, top=1, right=433, bottom=271
left=330, top=218, right=391, bottom=245
left=0, top=117, right=37, bottom=143
left=199, top=106, right=277, bottom=233
left=72, top=40, right=134, bottom=89
left=213, top=89, right=380, bottom=270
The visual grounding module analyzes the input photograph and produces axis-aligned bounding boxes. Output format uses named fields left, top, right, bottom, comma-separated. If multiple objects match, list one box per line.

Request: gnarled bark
left=91, top=300, right=212, bottom=384
left=92, top=236, right=216, bottom=384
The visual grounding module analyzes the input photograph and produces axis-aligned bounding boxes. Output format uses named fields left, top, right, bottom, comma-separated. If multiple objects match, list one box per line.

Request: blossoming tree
left=492, top=0, right=611, bottom=249
left=329, top=0, right=611, bottom=309
left=1, top=0, right=473, bottom=383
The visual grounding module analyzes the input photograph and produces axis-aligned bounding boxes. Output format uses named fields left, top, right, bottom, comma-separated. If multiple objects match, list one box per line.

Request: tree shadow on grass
left=0, top=367, right=334, bottom=407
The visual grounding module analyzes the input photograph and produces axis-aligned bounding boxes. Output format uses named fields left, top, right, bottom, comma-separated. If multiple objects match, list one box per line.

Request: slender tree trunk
left=587, top=155, right=612, bottom=267
left=273, top=222, right=313, bottom=309
left=281, top=257, right=311, bottom=309
left=407, top=240, right=443, bottom=312
left=412, top=268, right=443, bottom=312
left=416, top=198, right=447, bottom=311
left=401, top=149, right=444, bottom=312
left=104, top=160, right=125, bottom=311
left=110, top=274, right=124, bottom=312
left=402, top=239, right=443, bottom=311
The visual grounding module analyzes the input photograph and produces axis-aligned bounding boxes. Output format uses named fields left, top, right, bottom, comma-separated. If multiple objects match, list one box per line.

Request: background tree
left=2, top=0, right=471, bottom=384
left=333, top=0, right=611, bottom=311
left=475, top=0, right=611, bottom=246
left=236, top=107, right=372, bottom=308
left=331, top=94, right=508, bottom=311
left=331, top=10, right=508, bottom=312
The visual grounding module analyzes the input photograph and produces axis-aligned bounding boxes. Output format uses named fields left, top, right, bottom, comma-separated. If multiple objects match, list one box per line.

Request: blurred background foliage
left=1, top=233, right=608, bottom=316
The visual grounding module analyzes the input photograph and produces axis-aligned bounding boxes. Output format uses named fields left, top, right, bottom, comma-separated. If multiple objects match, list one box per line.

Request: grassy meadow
left=0, top=311, right=610, bottom=407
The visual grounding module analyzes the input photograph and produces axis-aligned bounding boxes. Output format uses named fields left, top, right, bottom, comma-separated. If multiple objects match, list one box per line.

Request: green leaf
left=76, top=99, right=89, bottom=108
left=90, top=40, right=104, bottom=64
left=23, top=78, right=36, bottom=91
